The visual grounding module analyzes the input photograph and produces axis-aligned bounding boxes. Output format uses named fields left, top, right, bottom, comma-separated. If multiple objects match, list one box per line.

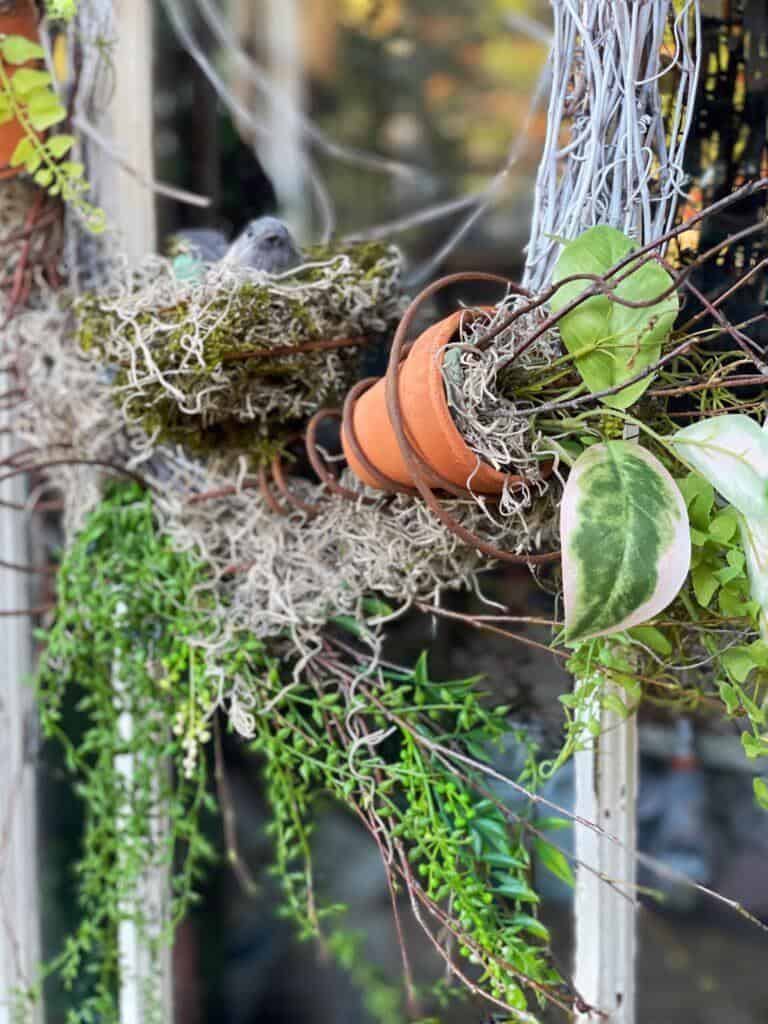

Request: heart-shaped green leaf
left=11, top=67, right=52, bottom=96
left=46, top=133, right=75, bottom=159
left=551, top=226, right=678, bottom=409
left=1, top=36, right=44, bottom=65
left=561, top=441, right=691, bottom=641
left=26, top=87, right=67, bottom=130
left=10, top=136, right=37, bottom=170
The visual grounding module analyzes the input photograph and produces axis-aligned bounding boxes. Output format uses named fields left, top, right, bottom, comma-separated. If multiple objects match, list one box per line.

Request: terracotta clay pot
left=0, top=0, right=41, bottom=180
left=342, top=310, right=525, bottom=495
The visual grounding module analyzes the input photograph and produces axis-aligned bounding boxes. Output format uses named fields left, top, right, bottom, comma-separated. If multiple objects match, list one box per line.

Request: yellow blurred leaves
left=339, top=0, right=402, bottom=37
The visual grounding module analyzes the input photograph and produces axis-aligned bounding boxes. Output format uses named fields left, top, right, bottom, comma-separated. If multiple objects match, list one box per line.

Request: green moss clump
left=76, top=242, right=404, bottom=463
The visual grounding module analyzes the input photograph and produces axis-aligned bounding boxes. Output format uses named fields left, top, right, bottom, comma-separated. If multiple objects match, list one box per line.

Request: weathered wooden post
left=0, top=363, right=42, bottom=1024
left=228, top=0, right=310, bottom=234
left=74, top=2, right=171, bottom=1021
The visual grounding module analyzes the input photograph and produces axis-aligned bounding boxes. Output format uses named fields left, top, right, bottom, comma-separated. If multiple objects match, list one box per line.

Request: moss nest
left=76, top=242, right=404, bottom=459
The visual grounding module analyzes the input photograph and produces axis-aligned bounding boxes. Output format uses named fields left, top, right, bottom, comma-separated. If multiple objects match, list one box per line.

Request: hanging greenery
left=26, top=484, right=573, bottom=1023
left=10, top=192, right=768, bottom=1020
left=0, top=32, right=104, bottom=231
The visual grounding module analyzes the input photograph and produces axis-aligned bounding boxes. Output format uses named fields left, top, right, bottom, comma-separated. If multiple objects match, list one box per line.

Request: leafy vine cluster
left=27, top=484, right=577, bottom=1024
left=0, top=6, right=105, bottom=231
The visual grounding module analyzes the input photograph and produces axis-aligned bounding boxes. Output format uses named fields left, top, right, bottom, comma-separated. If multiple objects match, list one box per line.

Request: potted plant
left=341, top=273, right=555, bottom=500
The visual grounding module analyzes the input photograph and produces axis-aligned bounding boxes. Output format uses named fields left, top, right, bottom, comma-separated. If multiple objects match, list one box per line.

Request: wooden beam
left=80, top=2, right=170, bottom=1020
left=228, top=0, right=310, bottom=235
left=0, top=365, right=42, bottom=1024
left=93, top=0, right=157, bottom=265
left=574, top=693, right=638, bottom=1023
left=574, top=420, right=640, bottom=1023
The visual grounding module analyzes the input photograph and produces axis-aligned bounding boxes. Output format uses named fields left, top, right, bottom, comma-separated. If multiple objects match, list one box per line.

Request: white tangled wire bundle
left=524, top=0, right=701, bottom=290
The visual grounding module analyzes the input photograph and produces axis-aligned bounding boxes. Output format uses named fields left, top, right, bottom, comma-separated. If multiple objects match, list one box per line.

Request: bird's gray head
left=223, top=216, right=302, bottom=273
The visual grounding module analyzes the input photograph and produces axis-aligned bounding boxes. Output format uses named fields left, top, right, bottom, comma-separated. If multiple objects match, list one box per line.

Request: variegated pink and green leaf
left=561, top=441, right=691, bottom=642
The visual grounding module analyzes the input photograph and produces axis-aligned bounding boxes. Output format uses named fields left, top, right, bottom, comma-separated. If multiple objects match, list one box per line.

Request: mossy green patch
left=76, top=242, right=404, bottom=463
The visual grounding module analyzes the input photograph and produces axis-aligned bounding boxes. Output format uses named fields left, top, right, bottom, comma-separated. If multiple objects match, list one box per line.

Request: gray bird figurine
left=223, top=216, right=302, bottom=273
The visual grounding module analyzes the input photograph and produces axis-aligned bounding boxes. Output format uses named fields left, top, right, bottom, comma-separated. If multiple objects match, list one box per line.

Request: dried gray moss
left=77, top=242, right=405, bottom=460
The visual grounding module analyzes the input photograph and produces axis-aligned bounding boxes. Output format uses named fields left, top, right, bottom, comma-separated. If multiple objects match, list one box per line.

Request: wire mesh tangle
left=523, top=0, right=701, bottom=291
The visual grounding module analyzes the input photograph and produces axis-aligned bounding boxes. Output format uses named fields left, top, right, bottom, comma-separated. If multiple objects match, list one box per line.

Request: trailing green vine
left=0, top=34, right=104, bottom=231
left=28, top=485, right=569, bottom=1023
left=30, top=486, right=221, bottom=1022
left=252, top=647, right=570, bottom=1020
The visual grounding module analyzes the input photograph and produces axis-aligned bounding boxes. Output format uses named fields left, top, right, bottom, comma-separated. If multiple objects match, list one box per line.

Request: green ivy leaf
left=26, top=87, right=67, bottom=130
left=60, top=159, right=84, bottom=177
left=47, top=133, right=75, bottom=158
left=627, top=624, right=672, bottom=656
left=601, top=692, right=629, bottom=717
left=11, top=67, right=52, bottom=96
left=551, top=226, right=678, bottom=409
left=742, top=732, right=768, bottom=760
left=717, top=680, right=740, bottom=715
left=34, top=167, right=53, bottom=187
left=678, top=473, right=714, bottom=530
left=561, top=441, right=691, bottom=640
left=1, top=36, right=45, bottom=65
left=709, top=511, right=739, bottom=544
left=721, top=645, right=756, bottom=684
left=754, top=777, right=768, bottom=810
left=532, top=838, right=574, bottom=887
left=9, top=135, right=37, bottom=169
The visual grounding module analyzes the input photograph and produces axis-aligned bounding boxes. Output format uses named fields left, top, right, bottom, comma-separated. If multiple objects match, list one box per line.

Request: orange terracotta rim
left=342, top=301, right=552, bottom=497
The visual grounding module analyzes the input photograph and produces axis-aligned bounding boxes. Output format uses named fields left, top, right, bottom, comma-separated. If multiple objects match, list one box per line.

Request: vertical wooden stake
left=574, top=421, right=639, bottom=1023
left=263, top=0, right=308, bottom=232
left=93, top=0, right=157, bottom=265
left=113, top=604, right=173, bottom=1024
left=574, top=693, right=638, bottom=1022
left=83, top=1, right=169, bottom=1020
left=229, top=0, right=310, bottom=235
left=0, top=370, right=42, bottom=1024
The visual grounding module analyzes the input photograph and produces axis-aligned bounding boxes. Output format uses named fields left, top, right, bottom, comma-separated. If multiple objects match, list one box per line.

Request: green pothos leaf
left=551, top=226, right=678, bottom=409
left=740, top=516, right=768, bottom=639
left=561, top=441, right=691, bottom=641
left=0, top=35, right=45, bottom=65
